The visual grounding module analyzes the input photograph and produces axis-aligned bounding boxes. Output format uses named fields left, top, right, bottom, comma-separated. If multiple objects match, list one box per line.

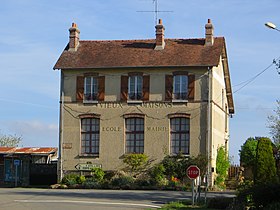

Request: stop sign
left=187, top=165, right=200, bottom=179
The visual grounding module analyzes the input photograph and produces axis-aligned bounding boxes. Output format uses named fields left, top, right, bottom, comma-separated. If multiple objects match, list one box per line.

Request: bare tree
left=0, top=132, right=22, bottom=147
left=268, top=100, right=280, bottom=145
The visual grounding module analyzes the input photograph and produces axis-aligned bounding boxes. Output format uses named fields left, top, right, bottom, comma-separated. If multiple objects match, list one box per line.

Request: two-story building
left=54, top=19, right=234, bottom=185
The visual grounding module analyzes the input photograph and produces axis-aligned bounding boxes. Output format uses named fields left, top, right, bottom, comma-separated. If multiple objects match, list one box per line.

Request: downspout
left=58, top=71, right=64, bottom=182
left=207, top=67, right=213, bottom=186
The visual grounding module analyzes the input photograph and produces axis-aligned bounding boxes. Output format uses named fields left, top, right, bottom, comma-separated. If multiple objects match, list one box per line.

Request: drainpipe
left=207, top=67, right=213, bottom=187
left=58, top=72, right=64, bottom=182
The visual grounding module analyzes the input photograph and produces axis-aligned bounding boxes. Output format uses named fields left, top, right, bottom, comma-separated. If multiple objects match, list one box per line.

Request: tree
left=215, top=146, right=230, bottom=188
left=268, top=100, right=280, bottom=145
left=254, top=137, right=277, bottom=184
left=239, top=137, right=258, bottom=168
left=0, top=132, right=22, bottom=147
left=123, top=153, right=149, bottom=175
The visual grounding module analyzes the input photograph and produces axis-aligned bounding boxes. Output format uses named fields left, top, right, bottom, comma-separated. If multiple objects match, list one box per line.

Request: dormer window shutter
left=98, top=76, right=105, bottom=101
left=188, top=74, right=195, bottom=100
left=142, top=75, right=150, bottom=101
left=121, top=75, right=128, bottom=101
left=76, top=76, right=84, bottom=102
left=165, top=75, right=173, bottom=101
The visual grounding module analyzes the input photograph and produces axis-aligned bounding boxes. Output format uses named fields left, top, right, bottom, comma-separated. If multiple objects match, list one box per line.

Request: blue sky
left=0, top=0, right=279, bottom=164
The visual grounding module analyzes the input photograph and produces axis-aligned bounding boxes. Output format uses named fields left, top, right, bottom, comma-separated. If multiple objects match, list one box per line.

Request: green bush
left=236, top=183, right=280, bottom=209
left=91, top=167, right=105, bottom=182
left=111, top=176, right=134, bottom=189
left=123, top=153, right=149, bottom=174
left=254, top=137, right=277, bottom=184
left=149, top=163, right=165, bottom=185
left=207, top=197, right=233, bottom=209
left=81, top=178, right=101, bottom=189
left=61, top=174, right=86, bottom=186
left=216, top=146, right=230, bottom=188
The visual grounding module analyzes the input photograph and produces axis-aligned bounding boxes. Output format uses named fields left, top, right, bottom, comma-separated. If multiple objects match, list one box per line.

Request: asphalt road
left=0, top=188, right=236, bottom=210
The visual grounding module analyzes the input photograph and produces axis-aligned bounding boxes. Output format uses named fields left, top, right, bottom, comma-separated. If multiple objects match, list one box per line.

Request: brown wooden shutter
left=98, top=76, right=105, bottom=101
left=188, top=74, right=195, bottom=100
left=76, top=76, right=84, bottom=102
left=165, top=75, right=173, bottom=101
left=142, top=75, right=150, bottom=101
left=120, top=75, right=128, bottom=101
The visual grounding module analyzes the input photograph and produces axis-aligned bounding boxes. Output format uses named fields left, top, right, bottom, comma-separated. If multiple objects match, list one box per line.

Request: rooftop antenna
left=137, top=0, right=173, bottom=25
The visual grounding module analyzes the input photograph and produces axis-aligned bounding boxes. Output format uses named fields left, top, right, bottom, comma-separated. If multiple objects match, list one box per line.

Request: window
left=170, top=117, right=190, bottom=155
left=165, top=74, right=195, bottom=101
left=84, top=76, right=98, bottom=101
left=125, top=117, right=144, bottom=153
left=173, top=75, right=188, bottom=100
left=120, top=74, right=149, bottom=101
left=76, top=75, right=105, bottom=102
left=128, top=75, right=143, bottom=100
left=81, top=118, right=100, bottom=156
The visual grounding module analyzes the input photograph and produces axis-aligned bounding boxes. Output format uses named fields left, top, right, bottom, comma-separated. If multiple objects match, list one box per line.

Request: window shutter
left=165, top=75, right=173, bottom=101
left=76, top=76, right=84, bottom=102
left=98, top=76, right=105, bottom=101
left=142, top=75, right=150, bottom=101
left=188, top=74, right=195, bottom=100
left=120, top=75, right=128, bottom=101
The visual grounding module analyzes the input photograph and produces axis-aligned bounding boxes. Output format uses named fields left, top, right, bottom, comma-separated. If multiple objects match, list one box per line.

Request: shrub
left=216, top=146, right=230, bottom=188
left=207, top=197, right=233, bottom=209
left=91, top=167, right=105, bottom=182
left=149, top=163, right=166, bottom=185
left=265, top=202, right=280, bottom=210
left=254, top=137, right=277, bottom=184
left=123, top=153, right=149, bottom=175
left=81, top=178, right=101, bottom=189
left=111, top=176, right=134, bottom=189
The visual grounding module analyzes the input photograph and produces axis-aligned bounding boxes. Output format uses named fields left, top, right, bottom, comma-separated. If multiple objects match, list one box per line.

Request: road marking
left=14, top=200, right=161, bottom=209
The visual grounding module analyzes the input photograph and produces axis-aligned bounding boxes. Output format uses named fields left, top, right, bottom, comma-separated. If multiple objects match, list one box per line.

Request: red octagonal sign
left=187, top=165, right=200, bottom=179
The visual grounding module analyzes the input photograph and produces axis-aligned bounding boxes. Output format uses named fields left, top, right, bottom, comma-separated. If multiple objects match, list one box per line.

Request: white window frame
left=128, top=75, right=143, bottom=101
left=84, top=76, right=98, bottom=103
left=173, top=75, right=188, bottom=101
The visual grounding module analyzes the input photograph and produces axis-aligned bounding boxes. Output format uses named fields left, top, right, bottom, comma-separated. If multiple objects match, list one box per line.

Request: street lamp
left=265, top=22, right=280, bottom=32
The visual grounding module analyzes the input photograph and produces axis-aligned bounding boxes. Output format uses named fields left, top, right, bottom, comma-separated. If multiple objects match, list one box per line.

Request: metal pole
left=15, top=165, right=18, bottom=187
left=192, top=179, right=194, bottom=206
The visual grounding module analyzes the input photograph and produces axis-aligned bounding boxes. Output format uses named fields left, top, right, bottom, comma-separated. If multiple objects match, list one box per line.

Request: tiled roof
left=53, top=37, right=225, bottom=70
left=0, top=147, right=57, bottom=155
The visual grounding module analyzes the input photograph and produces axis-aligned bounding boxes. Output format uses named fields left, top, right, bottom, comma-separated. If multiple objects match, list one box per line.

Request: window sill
left=83, top=100, right=98, bottom=104
left=127, top=100, right=143, bottom=105
left=79, top=154, right=99, bottom=158
left=172, top=99, right=188, bottom=103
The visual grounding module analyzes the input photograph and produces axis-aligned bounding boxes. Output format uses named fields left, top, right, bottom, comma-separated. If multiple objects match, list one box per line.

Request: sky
left=0, top=0, right=279, bottom=164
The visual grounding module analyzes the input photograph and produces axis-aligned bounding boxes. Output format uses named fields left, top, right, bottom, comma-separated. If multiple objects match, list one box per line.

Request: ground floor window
left=81, top=118, right=100, bottom=156
left=125, top=117, right=144, bottom=153
left=170, top=117, right=190, bottom=155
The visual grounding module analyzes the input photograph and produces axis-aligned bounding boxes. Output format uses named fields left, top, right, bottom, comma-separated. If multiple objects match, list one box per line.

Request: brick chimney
left=69, top=22, right=80, bottom=51
left=154, top=19, right=165, bottom=50
left=205, top=19, right=214, bottom=46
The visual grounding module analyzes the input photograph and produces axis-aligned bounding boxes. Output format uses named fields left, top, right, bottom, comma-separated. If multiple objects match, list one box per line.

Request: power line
left=233, top=56, right=280, bottom=93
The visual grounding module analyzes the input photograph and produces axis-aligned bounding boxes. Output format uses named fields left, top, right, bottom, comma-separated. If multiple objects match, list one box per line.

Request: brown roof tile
left=0, top=147, right=57, bottom=155
left=53, top=37, right=225, bottom=70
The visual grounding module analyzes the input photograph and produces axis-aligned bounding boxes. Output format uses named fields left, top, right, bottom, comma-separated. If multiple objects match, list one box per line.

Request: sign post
left=14, top=159, right=20, bottom=187
left=187, top=165, right=200, bottom=206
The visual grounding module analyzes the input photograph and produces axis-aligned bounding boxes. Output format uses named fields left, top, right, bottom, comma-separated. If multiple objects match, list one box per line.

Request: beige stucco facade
left=58, top=64, right=231, bottom=185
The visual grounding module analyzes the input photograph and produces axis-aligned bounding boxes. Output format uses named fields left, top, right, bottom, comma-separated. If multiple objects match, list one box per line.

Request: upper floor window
left=165, top=73, right=195, bottom=101
left=128, top=75, right=143, bottom=100
left=121, top=73, right=150, bottom=102
left=173, top=75, right=188, bottom=100
left=84, top=76, right=98, bottom=101
left=76, top=74, right=105, bottom=103
left=170, top=117, right=190, bottom=155
left=81, top=117, right=100, bottom=156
